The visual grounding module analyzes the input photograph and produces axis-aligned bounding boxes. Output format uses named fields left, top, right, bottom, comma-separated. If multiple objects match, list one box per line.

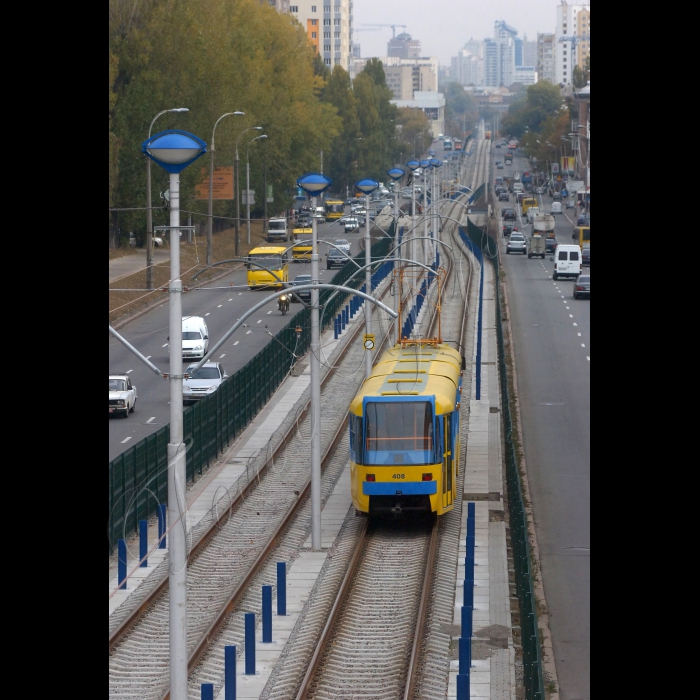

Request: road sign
left=241, top=189, right=255, bottom=205
left=363, top=334, right=375, bottom=350
left=267, top=184, right=274, bottom=203
left=195, top=167, right=234, bottom=200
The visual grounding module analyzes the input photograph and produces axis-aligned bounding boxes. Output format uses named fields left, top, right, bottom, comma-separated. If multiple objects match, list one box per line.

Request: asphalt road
left=496, top=148, right=590, bottom=699
left=108, top=209, right=395, bottom=461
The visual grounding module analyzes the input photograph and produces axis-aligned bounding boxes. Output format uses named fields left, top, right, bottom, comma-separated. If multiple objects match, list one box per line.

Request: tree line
left=109, top=0, right=433, bottom=247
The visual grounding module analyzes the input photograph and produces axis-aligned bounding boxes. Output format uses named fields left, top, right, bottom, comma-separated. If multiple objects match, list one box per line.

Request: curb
left=495, top=218, right=560, bottom=700
left=111, top=262, right=245, bottom=331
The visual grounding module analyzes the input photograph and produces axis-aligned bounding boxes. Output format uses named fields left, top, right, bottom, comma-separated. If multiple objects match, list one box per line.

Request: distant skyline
left=353, top=0, right=574, bottom=66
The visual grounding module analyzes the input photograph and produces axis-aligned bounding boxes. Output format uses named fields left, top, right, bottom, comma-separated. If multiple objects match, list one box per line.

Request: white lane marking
left=121, top=436, right=132, bottom=444
left=146, top=417, right=156, bottom=424
left=238, top=292, right=243, bottom=295
left=228, top=298, right=233, bottom=301
left=146, top=356, right=151, bottom=360
left=561, top=295, right=565, bottom=298
left=581, top=343, right=585, bottom=348
left=569, top=314, right=573, bottom=318
left=577, top=332, right=581, bottom=336
left=162, top=343, right=168, bottom=347
left=257, top=319, right=262, bottom=323
left=565, top=306, right=570, bottom=309
left=217, top=305, right=222, bottom=308
left=233, top=341, right=239, bottom=346
left=126, top=369, right=133, bottom=373
left=586, top=356, right=590, bottom=361
left=219, top=353, right=226, bottom=359
left=205, top=312, right=210, bottom=316
left=246, top=330, right=252, bottom=334
left=573, top=322, right=578, bottom=326
left=267, top=310, right=272, bottom=315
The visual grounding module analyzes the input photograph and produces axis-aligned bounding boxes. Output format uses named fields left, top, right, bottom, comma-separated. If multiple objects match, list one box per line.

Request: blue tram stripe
left=362, top=481, right=437, bottom=496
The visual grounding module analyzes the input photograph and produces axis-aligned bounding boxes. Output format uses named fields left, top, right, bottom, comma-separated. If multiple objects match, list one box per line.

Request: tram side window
left=349, top=414, right=363, bottom=463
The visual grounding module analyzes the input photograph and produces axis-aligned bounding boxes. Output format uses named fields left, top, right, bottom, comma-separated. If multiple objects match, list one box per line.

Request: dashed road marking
left=573, top=322, right=577, bottom=326
left=121, top=436, right=132, bottom=444
left=228, top=298, right=233, bottom=301
left=246, top=330, right=252, bottom=334
left=267, top=310, right=272, bottom=314
left=569, top=314, right=573, bottom=318
left=205, top=312, right=210, bottom=316
left=238, top=292, right=243, bottom=295
left=586, top=356, right=590, bottom=361
left=217, top=305, right=222, bottom=308
left=162, top=343, right=168, bottom=347
left=146, top=356, right=151, bottom=360
left=219, top=353, right=226, bottom=358
left=233, top=341, right=239, bottom=346
left=126, top=369, right=133, bottom=373
left=257, top=319, right=262, bottom=323
left=577, top=332, right=581, bottom=336
left=146, top=417, right=156, bottom=424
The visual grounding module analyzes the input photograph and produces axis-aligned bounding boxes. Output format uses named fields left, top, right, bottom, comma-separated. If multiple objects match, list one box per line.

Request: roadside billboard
left=195, top=166, right=234, bottom=200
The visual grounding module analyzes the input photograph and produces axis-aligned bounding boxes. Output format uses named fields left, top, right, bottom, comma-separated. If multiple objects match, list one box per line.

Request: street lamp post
left=146, top=108, right=189, bottom=289
left=387, top=168, right=405, bottom=345
left=235, top=126, right=263, bottom=256
left=142, top=129, right=207, bottom=700
left=246, top=135, right=268, bottom=245
left=406, top=160, right=420, bottom=283
left=430, top=158, right=442, bottom=265
left=414, top=131, right=423, bottom=159
left=296, top=172, right=332, bottom=552
left=207, top=112, right=244, bottom=266
left=420, top=160, right=432, bottom=265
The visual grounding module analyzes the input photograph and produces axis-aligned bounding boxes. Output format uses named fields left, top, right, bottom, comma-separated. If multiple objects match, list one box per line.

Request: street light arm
left=189, top=283, right=398, bottom=373
left=236, top=125, right=264, bottom=159
left=211, top=111, right=245, bottom=150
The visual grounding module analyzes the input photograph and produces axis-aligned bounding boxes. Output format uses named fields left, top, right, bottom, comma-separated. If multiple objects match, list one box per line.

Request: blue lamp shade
left=420, top=160, right=431, bottom=169
left=297, top=172, right=332, bottom=195
left=430, top=158, right=442, bottom=168
left=406, top=160, right=420, bottom=171
left=355, top=178, right=379, bottom=194
left=142, top=130, right=207, bottom=174
left=387, top=168, right=405, bottom=181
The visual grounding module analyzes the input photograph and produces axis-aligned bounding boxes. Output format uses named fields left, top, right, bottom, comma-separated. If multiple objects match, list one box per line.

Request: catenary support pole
left=310, top=195, right=321, bottom=551
left=364, top=193, right=373, bottom=379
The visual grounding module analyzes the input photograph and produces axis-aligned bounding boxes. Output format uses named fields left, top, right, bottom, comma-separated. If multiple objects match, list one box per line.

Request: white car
left=343, top=217, right=360, bottom=233
left=109, top=374, right=137, bottom=417
left=506, top=233, right=527, bottom=255
left=183, top=362, right=227, bottom=404
left=333, top=238, right=351, bottom=253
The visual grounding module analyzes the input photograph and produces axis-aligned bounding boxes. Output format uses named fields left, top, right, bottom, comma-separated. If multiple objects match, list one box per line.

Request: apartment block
left=384, top=61, right=437, bottom=100
left=537, top=33, right=556, bottom=83
left=290, top=1, right=353, bottom=71
left=264, top=0, right=290, bottom=12
left=555, top=2, right=590, bottom=85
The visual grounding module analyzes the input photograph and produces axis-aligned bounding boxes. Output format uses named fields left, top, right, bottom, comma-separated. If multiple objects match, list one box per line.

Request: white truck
left=266, top=218, right=289, bottom=243
left=532, top=212, right=555, bottom=234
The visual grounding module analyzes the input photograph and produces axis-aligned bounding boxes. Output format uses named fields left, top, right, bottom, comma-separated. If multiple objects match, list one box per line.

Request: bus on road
left=246, top=246, right=289, bottom=289
left=324, top=199, right=344, bottom=220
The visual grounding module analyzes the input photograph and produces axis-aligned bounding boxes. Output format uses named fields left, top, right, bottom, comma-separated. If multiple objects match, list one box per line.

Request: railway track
left=108, top=238, right=427, bottom=700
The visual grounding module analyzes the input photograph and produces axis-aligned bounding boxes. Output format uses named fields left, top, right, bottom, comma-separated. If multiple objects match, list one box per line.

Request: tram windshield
left=365, top=401, right=433, bottom=453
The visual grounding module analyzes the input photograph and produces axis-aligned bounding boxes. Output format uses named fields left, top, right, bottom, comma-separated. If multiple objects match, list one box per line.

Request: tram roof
left=349, top=343, right=462, bottom=415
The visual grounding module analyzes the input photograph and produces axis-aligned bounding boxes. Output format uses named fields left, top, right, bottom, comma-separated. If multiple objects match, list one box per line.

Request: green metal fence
left=108, top=229, right=394, bottom=551
left=465, top=218, right=545, bottom=699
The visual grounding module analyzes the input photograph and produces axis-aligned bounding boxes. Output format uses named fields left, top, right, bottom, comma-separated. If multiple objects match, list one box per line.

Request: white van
left=266, top=218, right=288, bottom=243
left=527, top=207, right=540, bottom=223
left=552, top=245, right=582, bottom=280
left=512, top=182, right=524, bottom=195
left=182, top=316, right=209, bottom=360
left=551, top=202, right=562, bottom=215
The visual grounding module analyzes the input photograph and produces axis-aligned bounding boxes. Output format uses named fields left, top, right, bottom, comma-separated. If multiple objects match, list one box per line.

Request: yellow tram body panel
left=348, top=343, right=463, bottom=517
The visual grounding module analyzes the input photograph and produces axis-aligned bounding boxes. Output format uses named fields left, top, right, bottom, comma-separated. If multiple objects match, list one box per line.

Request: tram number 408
left=392, top=474, right=405, bottom=479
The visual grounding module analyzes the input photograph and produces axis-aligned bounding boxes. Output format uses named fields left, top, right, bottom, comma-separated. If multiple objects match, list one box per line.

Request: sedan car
left=577, top=214, right=591, bottom=226
left=544, top=236, right=558, bottom=254
left=573, top=273, right=590, bottom=299
left=343, top=217, right=360, bottom=233
left=327, top=247, right=349, bottom=269
left=311, top=212, right=326, bottom=223
left=496, top=143, right=502, bottom=148
left=581, top=242, right=590, bottom=266
left=502, top=223, right=514, bottom=237
left=506, top=233, right=526, bottom=254
left=497, top=162, right=504, bottom=169
left=333, top=238, right=351, bottom=253
left=498, top=192, right=509, bottom=202
left=183, top=362, right=227, bottom=404
left=109, top=374, right=137, bottom=417
left=502, top=208, right=516, bottom=221
left=290, top=274, right=311, bottom=303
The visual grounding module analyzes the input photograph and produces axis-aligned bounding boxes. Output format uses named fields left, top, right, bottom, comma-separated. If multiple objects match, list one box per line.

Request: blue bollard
left=334, top=317, right=339, bottom=340
left=459, top=636, right=472, bottom=673
left=461, top=604, right=473, bottom=639
left=118, top=539, right=127, bottom=590
left=457, top=672, right=470, bottom=700
left=225, top=645, right=236, bottom=699
left=139, top=520, right=148, bottom=567
left=201, top=683, right=214, bottom=700
left=245, top=613, right=255, bottom=675
left=277, top=562, right=286, bottom=616
left=467, top=502, right=475, bottom=521
left=262, top=586, right=272, bottom=643
left=341, top=307, right=346, bottom=330
left=463, top=577, right=474, bottom=607
left=158, top=504, right=166, bottom=549
left=467, top=533, right=475, bottom=555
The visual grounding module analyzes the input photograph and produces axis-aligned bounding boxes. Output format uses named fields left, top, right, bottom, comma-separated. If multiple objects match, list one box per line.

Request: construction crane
left=353, top=28, right=381, bottom=33
left=558, top=34, right=590, bottom=50
left=361, top=23, right=407, bottom=38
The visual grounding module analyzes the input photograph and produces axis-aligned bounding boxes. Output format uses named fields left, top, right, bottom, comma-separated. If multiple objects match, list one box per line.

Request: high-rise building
left=289, top=2, right=353, bottom=72
left=451, top=49, right=484, bottom=87
left=388, top=33, right=421, bottom=59
left=523, top=37, right=538, bottom=68
left=484, top=21, right=517, bottom=87
left=555, top=2, right=590, bottom=85
left=382, top=55, right=437, bottom=99
left=264, top=0, right=290, bottom=12
left=537, top=33, right=556, bottom=83
left=575, top=7, right=590, bottom=71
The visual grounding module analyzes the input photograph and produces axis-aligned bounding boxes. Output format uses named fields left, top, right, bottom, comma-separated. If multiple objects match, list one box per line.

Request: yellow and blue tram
left=348, top=342, right=463, bottom=517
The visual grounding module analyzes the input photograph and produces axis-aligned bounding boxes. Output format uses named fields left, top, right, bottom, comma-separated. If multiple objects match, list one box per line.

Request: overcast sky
left=352, top=0, right=563, bottom=66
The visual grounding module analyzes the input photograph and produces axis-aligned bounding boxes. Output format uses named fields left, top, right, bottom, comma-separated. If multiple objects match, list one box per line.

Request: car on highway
left=311, top=211, right=326, bottom=223
left=182, top=316, right=209, bottom=360
left=502, top=223, right=514, bottom=237
left=183, top=362, right=228, bottom=404
left=495, top=143, right=502, bottom=148
left=502, top=207, right=516, bottom=221
left=327, top=247, right=348, bottom=269
left=343, top=217, right=360, bottom=233
left=496, top=161, right=504, bottom=169
left=506, top=232, right=526, bottom=254
left=344, top=198, right=357, bottom=206
left=551, top=202, right=563, bottom=215
left=333, top=238, right=351, bottom=253
left=572, top=273, right=590, bottom=299
left=290, top=273, right=311, bottom=303
left=109, top=374, right=137, bottom=418
left=581, top=242, right=590, bottom=266
left=498, top=191, right=509, bottom=201
left=545, top=235, right=558, bottom=254
left=577, top=214, right=591, bottom=226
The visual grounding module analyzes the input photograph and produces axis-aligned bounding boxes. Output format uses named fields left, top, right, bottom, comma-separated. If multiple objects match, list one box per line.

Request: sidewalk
left=448, top=252, right=516, bottom=699
left=109, top=249, right=170, bottom=283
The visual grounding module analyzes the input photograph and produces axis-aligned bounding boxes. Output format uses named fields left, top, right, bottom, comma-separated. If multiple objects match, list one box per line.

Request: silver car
left=183, top=362, right=227, bottom=404
left=506, top=233, right=526, bottom=255
left=333, top=238, right=351, bottom=253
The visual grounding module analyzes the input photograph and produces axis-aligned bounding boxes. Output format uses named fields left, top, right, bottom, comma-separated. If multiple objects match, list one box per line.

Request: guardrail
left=459, top=219, right=545, bottom=699
left=108, top=232, right=394, bottom=552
